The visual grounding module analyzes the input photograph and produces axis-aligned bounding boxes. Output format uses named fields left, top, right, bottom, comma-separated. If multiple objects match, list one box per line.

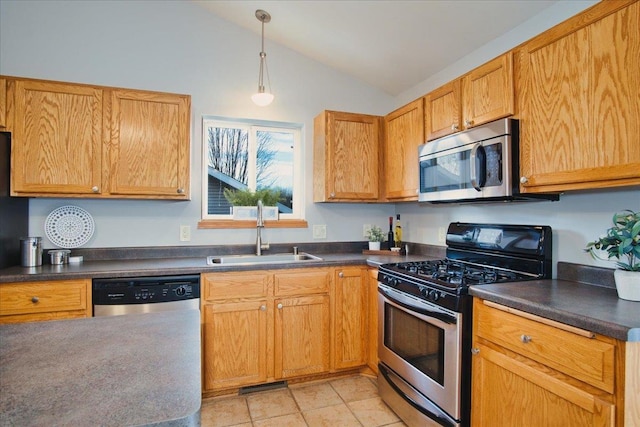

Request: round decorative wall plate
left=45, top=206, right=95, bottom=248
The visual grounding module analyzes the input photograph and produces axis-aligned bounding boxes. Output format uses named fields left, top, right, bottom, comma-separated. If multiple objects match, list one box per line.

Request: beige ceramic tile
left=252, top=412, right=308, bottom=427
left=246, top=388, right=299, bottom=421
left=329, top=375, right=378, bottom=403
left=200, top=395, right=251, bottom=427
left=303, top=403, right=362, bottom=427
left=291, top=382, right=343, bottom=411
left=348, top=396, right=401, bottom=427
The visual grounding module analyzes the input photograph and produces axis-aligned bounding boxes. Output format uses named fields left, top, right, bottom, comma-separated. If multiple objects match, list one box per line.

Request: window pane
left=206, top=126, right=249, bottom=215
left=257, top=130, right=294, bottom=213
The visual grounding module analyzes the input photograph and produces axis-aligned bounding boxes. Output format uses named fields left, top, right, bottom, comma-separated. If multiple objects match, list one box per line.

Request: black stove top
left=378, top=222, right=553, bottom=312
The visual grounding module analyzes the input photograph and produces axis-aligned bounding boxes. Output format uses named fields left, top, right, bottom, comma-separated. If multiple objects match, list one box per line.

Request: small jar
left=48, top=249, right=71, bottom=265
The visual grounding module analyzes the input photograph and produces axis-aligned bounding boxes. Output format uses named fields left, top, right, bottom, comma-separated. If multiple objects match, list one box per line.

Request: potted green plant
left=223, top=188, right=282, bottom=220
left=366, top=225, right=386, bottom=251
left=585, top=209, right=640, bottom=301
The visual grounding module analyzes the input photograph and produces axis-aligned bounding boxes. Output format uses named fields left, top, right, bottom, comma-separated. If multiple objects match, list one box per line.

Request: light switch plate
left=180, top=225, right=191, bottom=242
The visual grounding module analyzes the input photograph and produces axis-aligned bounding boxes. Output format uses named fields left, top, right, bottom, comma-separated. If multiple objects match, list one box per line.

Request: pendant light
left=251, top=9, right=274, bottom=106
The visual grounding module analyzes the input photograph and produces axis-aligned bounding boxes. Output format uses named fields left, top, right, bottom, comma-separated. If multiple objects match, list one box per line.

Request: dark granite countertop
left=0, top=309, right=201, bottom=427
left=470, top=278, right=640, bottom=342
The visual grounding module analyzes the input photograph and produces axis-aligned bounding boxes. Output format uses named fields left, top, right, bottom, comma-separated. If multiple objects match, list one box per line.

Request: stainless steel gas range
left=377, top=222, right=553, bottom=427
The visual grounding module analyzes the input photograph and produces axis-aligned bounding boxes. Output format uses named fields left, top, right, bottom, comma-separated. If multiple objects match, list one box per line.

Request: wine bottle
left=387, top=216, right=394, bottom=250
left=394, top=214, right=402, bottom=248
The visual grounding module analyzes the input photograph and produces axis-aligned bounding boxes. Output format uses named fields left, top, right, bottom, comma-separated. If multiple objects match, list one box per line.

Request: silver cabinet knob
left=520, top=334, right=532, bottom=344
left=464, top=119, right=473, bottom=127
left=329, top=192, right=335, bottom=199
left=277, top=303, right=283, bottom=310
left=177, top=188, right=185, bottom=194
left=520, top=176, right=529, bottom=184
left=31, top=296, right=39, bottom=303
left=260, top=305, right=266, bottom=311
left=451, top=124, right=459, bottom=131
left=338, top=272, right=344, bottom=278
left=91, top=186, right=99, bottom=193
left=471, top=348, right=480, bottom=355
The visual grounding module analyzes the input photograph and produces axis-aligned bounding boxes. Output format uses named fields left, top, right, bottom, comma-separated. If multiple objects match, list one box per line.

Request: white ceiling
left=194, top=0, right=558, bottom=96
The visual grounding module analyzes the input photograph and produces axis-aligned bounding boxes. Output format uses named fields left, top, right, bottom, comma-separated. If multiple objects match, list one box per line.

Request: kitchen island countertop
left=0, top=309, right=201, bottom=427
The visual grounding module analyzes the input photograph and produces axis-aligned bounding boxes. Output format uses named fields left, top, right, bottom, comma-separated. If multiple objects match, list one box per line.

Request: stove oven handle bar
left=379, top=287, right=457, bottom=325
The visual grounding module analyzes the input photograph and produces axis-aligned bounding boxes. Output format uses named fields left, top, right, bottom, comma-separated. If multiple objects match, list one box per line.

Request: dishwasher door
left=93, top=274, right=200, bottom=317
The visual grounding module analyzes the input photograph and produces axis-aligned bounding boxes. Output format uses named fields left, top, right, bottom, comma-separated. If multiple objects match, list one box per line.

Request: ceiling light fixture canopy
left=251, top=9, right=274, bottom=107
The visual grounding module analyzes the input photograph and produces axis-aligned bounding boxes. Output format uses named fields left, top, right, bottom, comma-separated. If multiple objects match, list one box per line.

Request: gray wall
left=2, top=0, right=637, bottom=275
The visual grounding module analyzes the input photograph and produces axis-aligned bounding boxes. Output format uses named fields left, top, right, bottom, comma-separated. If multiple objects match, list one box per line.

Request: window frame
left=199, top=116, right=305, bottom=227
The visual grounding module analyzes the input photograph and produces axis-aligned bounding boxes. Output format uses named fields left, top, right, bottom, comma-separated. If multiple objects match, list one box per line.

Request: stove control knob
left=428, top=290, right=439, bottom=301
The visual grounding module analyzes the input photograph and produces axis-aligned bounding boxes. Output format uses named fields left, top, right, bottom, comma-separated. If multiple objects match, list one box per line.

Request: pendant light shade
left=252, top=9, right=274, bottom=106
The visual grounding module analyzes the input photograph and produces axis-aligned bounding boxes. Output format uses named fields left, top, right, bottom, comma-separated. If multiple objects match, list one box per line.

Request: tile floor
left=200, top=374, right=408, bottom=427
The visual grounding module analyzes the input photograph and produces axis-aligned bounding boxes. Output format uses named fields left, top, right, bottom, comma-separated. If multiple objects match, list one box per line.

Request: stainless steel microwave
left=418, top=118, right=558, bottom=203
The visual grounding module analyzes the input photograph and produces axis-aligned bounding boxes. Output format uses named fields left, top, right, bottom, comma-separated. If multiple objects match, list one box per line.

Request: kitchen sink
left=206, top=252, right=323, bottom=266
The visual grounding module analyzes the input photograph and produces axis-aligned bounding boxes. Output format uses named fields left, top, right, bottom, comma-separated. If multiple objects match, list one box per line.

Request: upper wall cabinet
left=384, top=98, right=424, bottom=201
left=107, top=90, right=190, bottom=198
left=425, top=53, right=514, bottom=141
left=517, top=0, right=640, bottom=193
left=4, top=76, right=191, bottom=200
left=313, top=110, right=381, bottom=202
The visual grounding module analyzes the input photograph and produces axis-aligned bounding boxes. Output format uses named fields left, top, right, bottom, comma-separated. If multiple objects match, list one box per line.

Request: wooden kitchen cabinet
left=333, top=266, right=368, bottom=370
left=383, top=99, right=423, bottom=201
left=424, top=80, right=461, bottom=141
left=313, top=110, right=382, bottom=202
left=4, top=76, right=191, bottom=199
left=10, top=79, right=103, bottom=196
left=471, top=299, right=621, bottom=427
left=107, top=89, right=190, bottom=198
left=201, top=268, right=332, bottom=393
left=425, top=52, right=514, bottom=141
left=0, top=279, right=92, bottom=324
left=517, top=0, right=640, bottom=193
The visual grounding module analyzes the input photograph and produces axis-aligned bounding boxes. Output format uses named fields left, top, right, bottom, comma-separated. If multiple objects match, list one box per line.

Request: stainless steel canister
left=48, top=249, right=71, bottom=265
left=20, top=237, right=43, bottom=267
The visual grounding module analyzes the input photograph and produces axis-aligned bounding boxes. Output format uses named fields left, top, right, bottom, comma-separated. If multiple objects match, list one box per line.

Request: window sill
left=198, top=219, right=308, bottom=229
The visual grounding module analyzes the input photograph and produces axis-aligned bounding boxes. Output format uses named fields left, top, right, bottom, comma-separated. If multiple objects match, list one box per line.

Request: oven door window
left=384, top=303, right=445, bottom=386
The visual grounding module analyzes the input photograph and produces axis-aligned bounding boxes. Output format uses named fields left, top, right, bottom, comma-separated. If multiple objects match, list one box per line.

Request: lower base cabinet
left=0, top=279, right=92, bottom=323
left=471, top=298, right=622, bottom=427
left=202, top=266, right=366, bottom=394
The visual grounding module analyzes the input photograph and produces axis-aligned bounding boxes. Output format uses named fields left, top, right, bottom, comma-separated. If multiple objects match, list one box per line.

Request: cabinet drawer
left=474, top=300, right=615, bottom=393
left=202, top=272, right=272, bottom=301
left=274, top=268, right=331, bottom=296
left=0, top=280, right=89, bottom=316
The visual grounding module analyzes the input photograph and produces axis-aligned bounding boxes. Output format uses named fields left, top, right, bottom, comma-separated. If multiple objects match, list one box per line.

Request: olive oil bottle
left=394, top=214, right=402, bottom=248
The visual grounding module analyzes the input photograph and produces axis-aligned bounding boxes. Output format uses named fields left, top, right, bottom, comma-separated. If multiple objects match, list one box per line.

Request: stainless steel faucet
left=256, top=200, right=270, bottom=255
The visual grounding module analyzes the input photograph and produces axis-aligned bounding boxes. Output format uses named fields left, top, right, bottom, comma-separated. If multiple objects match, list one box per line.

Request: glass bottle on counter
left=394, top=214, right=402, bottom=248
left=387, top=216, right=394, bottom=250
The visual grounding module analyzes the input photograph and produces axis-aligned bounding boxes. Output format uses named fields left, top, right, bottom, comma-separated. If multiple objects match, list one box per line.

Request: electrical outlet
left=438, top=227, right=446, bottom=243
left=363, top=224, right=372, bottom=238
left=180, top=225, right=191, bottom=242
left=313, top=224, right=327, bottom=239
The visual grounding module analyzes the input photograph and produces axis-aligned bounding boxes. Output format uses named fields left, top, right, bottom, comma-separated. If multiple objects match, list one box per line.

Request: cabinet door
left=462, top=52, right=514, bottom=128
left=202, top=300, right=269, bottom=391
left=274, top=294, right=331, bottom=379
left=425, top=80, right=461, bottom=141
left=384, top=99, right=423, bottom=200
left=11, top=80, right=102, bottom=195
left=313, top=111, right=380, bottom=202
left=0, top=279, right=91, bottom=323
left=518, top=1, right=640, bottom=193
left=334, top=267, right=368, bottom=370
left=471, top=343, right=615, bottom=427
left=108, top=89, right=190, bottom=198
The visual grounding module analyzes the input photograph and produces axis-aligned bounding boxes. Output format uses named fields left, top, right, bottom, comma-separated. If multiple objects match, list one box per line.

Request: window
left=201, top=117, right=304, bottom=222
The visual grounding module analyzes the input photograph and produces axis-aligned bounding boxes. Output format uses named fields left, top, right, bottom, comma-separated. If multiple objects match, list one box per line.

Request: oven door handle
left=379, top=287, right=457, bottom=325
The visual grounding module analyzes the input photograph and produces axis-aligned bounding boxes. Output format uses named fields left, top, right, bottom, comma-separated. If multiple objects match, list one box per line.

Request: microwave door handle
left=469, top=143, right=486, bottom=191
